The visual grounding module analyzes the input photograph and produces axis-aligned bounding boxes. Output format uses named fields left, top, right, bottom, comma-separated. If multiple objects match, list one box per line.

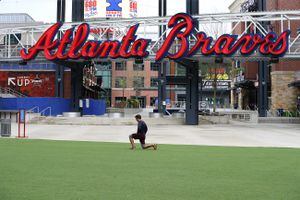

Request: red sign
left=0, top=72, right=55, bottom=97
left=20, top=13, right=290, bottom=62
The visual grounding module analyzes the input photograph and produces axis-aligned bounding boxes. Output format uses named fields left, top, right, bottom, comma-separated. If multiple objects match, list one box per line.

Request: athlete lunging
left=129, top=114, right=157, bottom=150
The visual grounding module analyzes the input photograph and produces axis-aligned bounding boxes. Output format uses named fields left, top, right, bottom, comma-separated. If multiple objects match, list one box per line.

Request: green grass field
left=0, top=139, right=299, bottom=200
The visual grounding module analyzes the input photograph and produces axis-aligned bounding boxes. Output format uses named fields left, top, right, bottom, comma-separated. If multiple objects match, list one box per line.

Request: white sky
left=0, top=0, right=235, bottom=23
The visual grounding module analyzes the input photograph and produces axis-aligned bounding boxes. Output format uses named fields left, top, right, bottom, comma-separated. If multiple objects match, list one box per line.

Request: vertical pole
left=258, top=0, right=268, bottom=117
left=23, top=112, right=26, bottom=138
left=56, top=0, right=65, bottom=98
left=158, top=0, right=167, bottom=114
left=186, top=61, right=199, bottom=125
left=71, top=65, right=84, bottom=113
left=185, top=0, right=199, bottom=125
left=18, top=111, right=20, bottom=138
left=72, top=0, right=84, bottom=22
left=186, top=0, right=199, bottom=17
left=258, top=61, right=268, bottom=117
left=71, top=0, right=84, bottom=113
left=8, top=33, right=11, bottom=58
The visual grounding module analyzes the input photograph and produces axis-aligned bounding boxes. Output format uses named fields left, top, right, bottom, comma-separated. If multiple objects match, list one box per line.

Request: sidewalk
left=8, top=123, right=300, bottom=148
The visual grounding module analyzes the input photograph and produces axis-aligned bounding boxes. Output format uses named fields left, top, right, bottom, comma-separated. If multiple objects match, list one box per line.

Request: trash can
left=0, top=119, right=11, bottom=137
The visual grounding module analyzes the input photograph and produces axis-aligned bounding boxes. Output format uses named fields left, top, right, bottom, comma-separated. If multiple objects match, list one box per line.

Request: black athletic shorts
left=131, top=133, right=146, bottom=144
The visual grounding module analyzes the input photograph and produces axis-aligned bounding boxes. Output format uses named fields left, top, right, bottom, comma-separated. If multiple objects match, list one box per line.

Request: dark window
left=133, top=76, right=144, bottom=88
left=150, top=62, right=160, bottom=71
left=115, top=77, right=126, bottom=88
left=176, top=64, right=186, bottom=75
left=115, top=62, right=126, bottom=71
left=150, top=77, right=159, bottom=88
left=115, top=97, right=126, bottom=103
left=133, top=64, right=144, bottom=71
left=150, top=97, right=157, bottom=107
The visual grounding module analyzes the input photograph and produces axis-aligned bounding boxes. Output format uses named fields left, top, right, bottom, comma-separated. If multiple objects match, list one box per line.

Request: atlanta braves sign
left=20, top=13, right=290, bottom=61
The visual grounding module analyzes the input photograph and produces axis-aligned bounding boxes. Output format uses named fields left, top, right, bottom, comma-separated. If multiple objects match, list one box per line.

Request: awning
left=234, top=80, right=255, bottom=89
left=288, top=80, right=300, bottom=88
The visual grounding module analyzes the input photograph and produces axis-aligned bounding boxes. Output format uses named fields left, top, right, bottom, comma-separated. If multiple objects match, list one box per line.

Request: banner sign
left=106, top=0, right=122, bottom=18
left=0, top=72, right=55, bottom=97
left=20, top=13, right=290, bottom=62
left=129, top=0, right=137, bottom=17
left=84, top=0, right=98, bottom=18
left=202, top=80, right=231, bottom=90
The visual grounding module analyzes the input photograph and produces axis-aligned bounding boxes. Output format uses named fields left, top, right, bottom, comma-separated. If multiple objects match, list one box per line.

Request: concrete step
left=259, top=117, right=300, bottom=124
left=30, top=116, right=185, bottom=126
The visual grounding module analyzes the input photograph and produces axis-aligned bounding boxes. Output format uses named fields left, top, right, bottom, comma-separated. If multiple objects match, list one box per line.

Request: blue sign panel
left=20, top=109, right=25, bottom=123
left=106, top=0, right=122, bottom=18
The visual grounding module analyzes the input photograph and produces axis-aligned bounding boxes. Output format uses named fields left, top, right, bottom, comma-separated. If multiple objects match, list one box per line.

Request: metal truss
left=1, top=10, right=300, bottom=62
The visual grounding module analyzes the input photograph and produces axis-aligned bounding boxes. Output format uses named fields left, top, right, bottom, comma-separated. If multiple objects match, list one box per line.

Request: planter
left=62, top=112, right=81, bottom=118
left=149, top=112, right=164, bottom=118
left=108, top=112, right=125, bottom=118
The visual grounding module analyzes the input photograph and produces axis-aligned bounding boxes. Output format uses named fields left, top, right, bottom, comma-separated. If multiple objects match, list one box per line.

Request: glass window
left=133, top=76, right=144, bottom=88
left=150, top=97, right=157, bottom=107
left=115, top=62, right=126, bottom=71
left=115, top=77, right=126, bottom=88
left=133, top=64, right=144, bottom=71
left=150, top=77, right=159, bottom=88
left=150, top=62, right=160, bottom=71
left=115, top=97, right=126, bottom=103
left=176, top=63, right=186, bottom=75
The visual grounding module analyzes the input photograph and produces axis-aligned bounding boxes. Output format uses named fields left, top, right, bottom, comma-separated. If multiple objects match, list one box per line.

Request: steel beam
left=257, top=0, right=268, bottom=117
left=56, top=0, right=66, bottom=98
left=184, top=0, right=199, bottom=125
left=71, top=0, right=84, bottom=113
left=71, top=65, right=84, bottom=114
left=177, top=59, right=199, bottom=125
left=1, top=10, right=300, bottom=61
left=158, top=0, right=167, bottom=114
left=258, top=61, right=268, bottom=117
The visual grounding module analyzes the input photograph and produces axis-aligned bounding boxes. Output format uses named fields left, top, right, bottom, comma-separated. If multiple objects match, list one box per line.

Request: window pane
left=133, top=76, right=144, bottom=88
left=176, top=64, right=186, bottom=75
left=133, top=64, right=144, bottom=71
left=150, top=77, right=159, bottom=88
left=150, top=97, right=157, bottom=106
left=150, top=62, right=160, bottom=71
left=115, top=62, right=126, bottom=70
left=115, top=77, right=126, bottom=88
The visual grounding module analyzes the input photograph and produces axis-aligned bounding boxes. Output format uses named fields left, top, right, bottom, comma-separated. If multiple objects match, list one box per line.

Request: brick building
left=267, top=0, right=300, bottom=112
left=111, top=61, right=159, bottom=108
left=229, top=0, right=300, bottom=113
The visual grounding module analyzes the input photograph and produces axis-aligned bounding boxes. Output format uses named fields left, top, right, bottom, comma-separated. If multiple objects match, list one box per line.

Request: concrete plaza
left=9, top=122, right=300, bottom=148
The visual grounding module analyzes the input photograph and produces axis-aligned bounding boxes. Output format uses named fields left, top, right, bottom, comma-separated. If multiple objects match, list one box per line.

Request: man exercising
left=129, top=114, right=157, bottom=150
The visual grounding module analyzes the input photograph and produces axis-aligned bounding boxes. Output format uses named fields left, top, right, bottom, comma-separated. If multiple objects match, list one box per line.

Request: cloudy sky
left=0, top=0, right=235, bottom=23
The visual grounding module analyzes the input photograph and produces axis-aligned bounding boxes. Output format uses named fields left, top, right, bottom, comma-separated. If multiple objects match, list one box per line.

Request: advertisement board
left=84, top=0, right=137, bottom=19
left=0, top=71, right=55, bottom=97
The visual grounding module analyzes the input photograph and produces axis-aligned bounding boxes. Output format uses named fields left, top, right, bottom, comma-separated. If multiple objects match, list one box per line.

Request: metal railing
left=1, top=10, right=300, bottom=61
left=0, top=86, right=27, bottom=98
left=27, top=106, right=39, bottom=113
left=40, top=107, right=52, bottom=116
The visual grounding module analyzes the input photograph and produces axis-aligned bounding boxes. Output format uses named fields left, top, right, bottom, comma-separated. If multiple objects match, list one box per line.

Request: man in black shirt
left=129, top=114, right=157, bottom=150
